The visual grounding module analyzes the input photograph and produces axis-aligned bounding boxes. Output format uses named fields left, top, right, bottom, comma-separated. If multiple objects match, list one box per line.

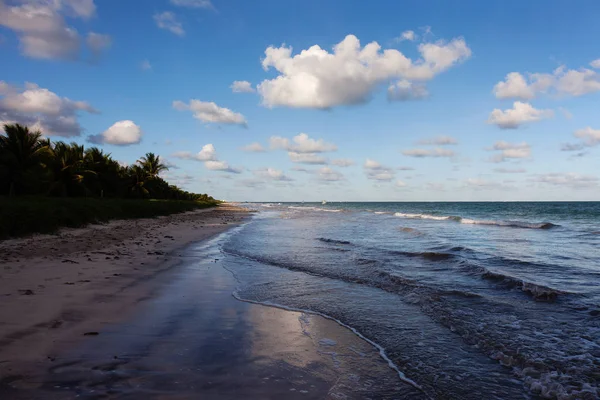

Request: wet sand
left=0, top=205, right=249, bottom=389
left=0, top=207, right=423, bottom=399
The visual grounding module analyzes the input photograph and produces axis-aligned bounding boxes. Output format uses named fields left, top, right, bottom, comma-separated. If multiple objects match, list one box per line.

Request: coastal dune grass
left=0, top=197, right=218, bottom=239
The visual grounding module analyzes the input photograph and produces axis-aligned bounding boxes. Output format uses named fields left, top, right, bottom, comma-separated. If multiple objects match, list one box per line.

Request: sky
left=1, top=0, right=599, bottom=201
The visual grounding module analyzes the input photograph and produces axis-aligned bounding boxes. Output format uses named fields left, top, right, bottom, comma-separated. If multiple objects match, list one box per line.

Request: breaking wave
left=457, top=262, right=570, bottom=301
left=289, top=206, right=342, bottom=212
left=394, top=212, right=558, bottom=230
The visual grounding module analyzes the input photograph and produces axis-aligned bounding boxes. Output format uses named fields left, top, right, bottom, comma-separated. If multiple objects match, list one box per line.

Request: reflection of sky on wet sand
left=4, top=234, right=424, bottom=399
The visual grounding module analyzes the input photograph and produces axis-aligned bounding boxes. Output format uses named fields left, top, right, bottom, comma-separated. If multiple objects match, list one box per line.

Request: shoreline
left=0, top=206, right=426, bottom=399
left=0, top=204, right=251, bottom=384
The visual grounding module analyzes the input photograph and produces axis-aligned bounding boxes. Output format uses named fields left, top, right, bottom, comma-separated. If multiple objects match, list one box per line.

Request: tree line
left=0, top=124, right=216, bottom=202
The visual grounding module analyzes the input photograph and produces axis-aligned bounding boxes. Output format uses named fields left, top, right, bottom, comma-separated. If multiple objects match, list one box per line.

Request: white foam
left=288, top=206, right=342, bottom=213
left=394, top=212, right=449, bottom=221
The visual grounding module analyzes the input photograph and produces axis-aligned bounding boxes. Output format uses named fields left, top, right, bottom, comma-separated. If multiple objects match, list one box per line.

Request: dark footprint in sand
left=83, top=332, right=99, bottom=336
left=18, top=289, right=35, bottom=295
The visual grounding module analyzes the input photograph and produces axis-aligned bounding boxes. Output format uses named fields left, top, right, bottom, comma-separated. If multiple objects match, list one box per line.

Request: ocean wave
left=225, top=246, right=481, bottom=305
left=393, top=212, right=558, bottom=230
left=317, top=237, right=353, bottom=245
left=462, top=265, right=568, bottom=301
left=461, top=219, right=558, bottom=229
left=394, top=212, right=453, bottom=221
left=398, top=226, right=425, bottom=235
left=389, top=250, right=454, bottom=261
left=289, top=206, right=342, bottom=213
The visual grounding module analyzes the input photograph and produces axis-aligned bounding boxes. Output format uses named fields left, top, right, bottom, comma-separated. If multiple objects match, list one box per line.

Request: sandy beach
left=0, top=205, right=422, bottom=399
left=0, top=205, right=249, bottom=391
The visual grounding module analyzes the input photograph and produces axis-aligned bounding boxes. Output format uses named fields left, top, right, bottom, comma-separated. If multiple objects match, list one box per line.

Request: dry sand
left=0, top=204, right=250, bottom=382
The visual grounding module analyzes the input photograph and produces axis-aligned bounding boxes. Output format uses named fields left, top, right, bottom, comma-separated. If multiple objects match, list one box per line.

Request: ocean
left=221, top=202, right=600, bottom=399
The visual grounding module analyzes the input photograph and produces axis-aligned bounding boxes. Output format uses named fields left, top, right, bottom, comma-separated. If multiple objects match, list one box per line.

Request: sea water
left=221, top=202, right=600, bottom=399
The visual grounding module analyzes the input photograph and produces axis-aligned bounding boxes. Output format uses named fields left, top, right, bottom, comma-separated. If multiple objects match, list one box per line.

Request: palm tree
left=127, top=165, right=149, bottom=198
left=48, top=142, right=94, bottom=197
left=0, top=124, right=51, bottom=196
left=84, top=147, right=121, bottom=197
left=137, top=152, right=168, bottom=179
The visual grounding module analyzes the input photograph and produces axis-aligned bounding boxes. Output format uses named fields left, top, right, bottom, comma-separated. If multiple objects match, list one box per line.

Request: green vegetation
left=0, top=198, right=215, bottom=239
left=0, top=123, right=219, bottom=238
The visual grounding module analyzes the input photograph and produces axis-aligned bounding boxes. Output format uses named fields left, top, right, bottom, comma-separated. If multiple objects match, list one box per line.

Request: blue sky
left=1, top=0, right=599, bottom=201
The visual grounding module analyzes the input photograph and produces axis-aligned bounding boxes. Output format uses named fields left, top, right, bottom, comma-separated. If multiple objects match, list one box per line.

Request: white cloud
left=401, top=148, right=455, bottom=157
left=257, top=34, right=471, bottom=109
left=205, top=160, right=242, bottom=174
left=488, top=141, right=531, bottom=163
left=491, top=141, right=525, bottom=151
left=331, top=158, right=354, bottom=167
left=494, top=167, right=526, bottom=174
left=532, top=173, right=598, bottom=189
left=173, top=99, right=247, bottom=126
left=465, top=178, right=498, bottom=188
left=255, top=168, right=294, bottom=182
left=172, top=144, right=241, bottom=173
left=395, top=30, right=417, bottom=42
left=161, top=158, right=179, bottom=170
left=364, top=158, right=395, bottom=181
left=230, top=80, right=255, bottom=93
left=196, top=143, right=217, bottom=160
left=270, top=133, right=337, bottom=153
left=387, top=79, right=429, bottom=101
left=493, top=63, right=600, bottom=99
left=154, top=12, right=184, bottom=36
left=0, top=0, right=108, bottom=61
left=167, top=173, right=195, bottom=187
left=487, top=101, right=553, bottom=129
left=241, top=142, right=266, bottom=152
left=288, top=152, right=328, bottom=164
left=397, top=166, right=415, bottom=170
left=395, top=180, right=407, bottom=187
left=574, top=127, right=600, bottom=146
left=493, top=72, right=537, bottom=100
left=86, top=32, right=111, bottom=58
left=170, top=0, right=214, bottom=9
left=364, top=158, right=384, bottom=169
left=88, top=120, right=142, bottom=146
left=562, top=127, right=600, bottom=153
left=0, top=81, right=97, bottom=137
left=172, top=144, right=217, bottom=161
left=317, top=166, right=344, bottom=182
left=270, top=133, right=336, bottom=164
left=141, top=59, right=152, bottom=71
left=416, top=135, right=458, bottom=145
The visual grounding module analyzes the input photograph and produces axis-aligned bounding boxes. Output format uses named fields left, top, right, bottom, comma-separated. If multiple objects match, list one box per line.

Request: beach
left=0, top=204, right=422, bottom=399
left=0, top=205, right=244, bottom=383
